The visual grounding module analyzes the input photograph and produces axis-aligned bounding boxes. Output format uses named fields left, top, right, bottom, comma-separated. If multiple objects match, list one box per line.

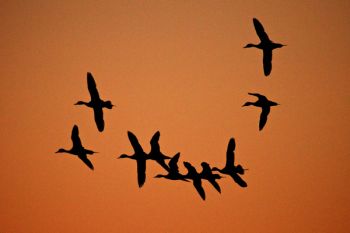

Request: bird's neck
left=75, top=101, right=90, bottom=107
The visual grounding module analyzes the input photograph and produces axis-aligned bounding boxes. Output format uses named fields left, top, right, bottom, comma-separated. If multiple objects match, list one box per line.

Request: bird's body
left=154, top=153, right=189, bottom=182
left=148, top=131, right=172, bottom=172
left=56, top=125, right=96, bottom=170
left=118, top=131, right=148, bottom=188
left=184, top=162, right=206, bottom=200
left=75, top=72, right=114, bottom=132
left=244, top=18, right=285, bottom=76
left=200, top=162, right=223, bottom=193
left=212, top=138, right=247, bottom=188
left=242, top=93, right=278, bottom=130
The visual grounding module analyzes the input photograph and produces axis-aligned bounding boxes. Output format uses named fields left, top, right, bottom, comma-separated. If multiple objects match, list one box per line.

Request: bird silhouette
left=184, top=162, right=206, bottom=200
left=212, top=138, right=247, bottom=188
left=118, top=131, right=149, bottom=188
left=148, top=131, right=172, bottom=172
left=200, top=162, right=223, bottom=193
left=242, top=93, right=279, bottom=131
left=75, top=72, right=114, bottom=132
left=55, top=125, right=96, bottom=170
left=244, top=18, right=285, bottom=76
left=154, top=153, right=189, bottom=182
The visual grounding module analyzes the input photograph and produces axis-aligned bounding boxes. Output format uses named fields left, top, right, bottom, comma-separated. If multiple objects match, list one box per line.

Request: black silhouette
left=244, top=18, right=285, bottom=76
left=118, top=131, right=148, bottom=188
left=212, top=138, right=247, bottom=188
left=184, top=162, right=206, bottom=200
left=148, top=131, right=172, bottom=171
left=75, top=72, right=114, bottom=132
left=154, top=153, right=189, bottom=182
left=55, top=125, right=96, bottom=170
left=200, top=162, right=223, bottom=193
left=242, top=93, right=279, bottom=131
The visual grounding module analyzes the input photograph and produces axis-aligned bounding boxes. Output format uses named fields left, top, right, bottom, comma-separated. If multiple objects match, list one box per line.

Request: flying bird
left=212, top=138, right=247, bottom=188
left=244, top=18, right=285, bottom=76
left=154, top=153, right=189, bottom=182
left=184, top=162, right=206, bottom=200
left=75, top=72, right=114, bottom=132
left=200, top=162, right=223, bottom=193
left=148, top=131, right=173, bottom=172
left=55, top=125, right=96, bottom=170
left=118, top=131, right=149, bottom=188
left=242, top=93, right=279, bottom=131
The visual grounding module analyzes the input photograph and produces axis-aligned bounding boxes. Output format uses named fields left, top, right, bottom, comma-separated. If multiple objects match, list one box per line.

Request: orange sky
left=1, top=1, right=349, bottom=232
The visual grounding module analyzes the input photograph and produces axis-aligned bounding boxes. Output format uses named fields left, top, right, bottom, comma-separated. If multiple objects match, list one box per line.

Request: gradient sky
left=1, top=1, right=349, bottom=232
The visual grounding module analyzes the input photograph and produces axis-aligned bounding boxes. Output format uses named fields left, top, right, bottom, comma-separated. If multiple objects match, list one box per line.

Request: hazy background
left=1, top=1, right=349, bottom=232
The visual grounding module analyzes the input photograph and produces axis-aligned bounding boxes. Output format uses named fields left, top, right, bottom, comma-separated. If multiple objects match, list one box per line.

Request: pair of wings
left=71, top=125, right=94, bottom=170
left=225, top=138, right=247, bottom=187
left=253, top=18, right=272, bottom=76
left=87, top=73, right=105, bottom=132
left=183, top=162, right=206, bottom=200
left=247, top=93, right=271, bottom=131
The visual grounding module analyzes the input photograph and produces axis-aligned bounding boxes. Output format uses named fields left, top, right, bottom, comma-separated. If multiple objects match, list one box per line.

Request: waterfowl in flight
left=212, top=138, right=247, bottom=188
left=200, top=162, right=223, bottom=193
left=55, top=125, right=96, bottom=170
left=154, top=153, right=188, bottom=182
left=242, top=93, right=279, bottom=131
left=148, top=131, right=172, bottom=172
left=75, top=72, right=114, bottom=132
left=118, top=131, right=148, bottom=188
left=244, top=18, right=285, bottom=76
left=184, top=162, right=206, bottom=200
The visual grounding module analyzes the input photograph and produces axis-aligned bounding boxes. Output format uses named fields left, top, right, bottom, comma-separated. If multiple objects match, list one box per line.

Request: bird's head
left=154, top=174, right=165, bottom=178
left=55, top=148, right=67, bottom=153
left=242, top=102, right=252, bottom=107
left=74, top=101, right=87, bottom=106
left=244, top=43, right=256, bottom=48
left=276, top=43, right=286, bottom=48
left=118, top=154, right=129, bottom=159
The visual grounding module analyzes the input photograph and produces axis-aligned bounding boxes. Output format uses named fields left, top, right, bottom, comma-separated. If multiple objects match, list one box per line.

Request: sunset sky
left=1, top=1, right=349, bottom=232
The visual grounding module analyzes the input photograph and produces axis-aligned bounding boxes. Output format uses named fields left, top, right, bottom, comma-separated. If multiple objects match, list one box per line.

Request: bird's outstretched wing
left=71, top=125, right=82, bottom=149
left=253, top=18, right=270, bottom=42
left=127, top=131, right=144, bottom=154
left=208, top=179, right=221, bottom=193
left=150, top=131, right=160, bottom=153
left=87, top=72, right=101, bottom=101
left=263, top=49, right=272, bottom=76
left=93, top=106, right=104, bottom=132
left=78, top=154, right=94, bottom=170
left=193, top=178, right=206, bottom=200
left=259, top=107, right=270, bottom=130
left=225, top=138, right=235, bottom=169
left=230, top=173, right=247, bottom=188
left=169, top=153, right=180, bottom=172
left=248, top=92, right=267, bottom=100
left=137, top=157, right=146, bottom=188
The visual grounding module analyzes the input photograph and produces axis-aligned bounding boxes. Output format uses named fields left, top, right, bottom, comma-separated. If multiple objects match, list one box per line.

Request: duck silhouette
left=55, top=125, right=96, bottom=170
left=118, top=131, right=149, bottom=188
left=244, top=18, right=285, bottom=76
left=154, top=153, right=189, bottom=182
left=212, top=138, right=247, bottom=188
left=242, top=93, right=279, bottom=131
left=148, top=131, right=172, bottom=172
left=184, top=162, right=206, bottom=200
left=75, top=72, right=114, bottom=132
left=200, top=162, right=223, bottom=193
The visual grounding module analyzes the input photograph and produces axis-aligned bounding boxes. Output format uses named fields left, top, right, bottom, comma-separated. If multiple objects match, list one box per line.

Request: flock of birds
left=56, top=18, right=284, bottom=200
